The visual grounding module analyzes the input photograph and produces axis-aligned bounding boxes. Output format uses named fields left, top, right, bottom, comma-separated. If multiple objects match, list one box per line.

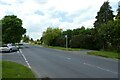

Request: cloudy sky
left=0, top=0, right=119, bottom=40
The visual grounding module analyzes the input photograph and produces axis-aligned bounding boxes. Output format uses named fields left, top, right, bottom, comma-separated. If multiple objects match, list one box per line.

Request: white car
left=7, top=44, right=19, bottom=51
left=16, top=43, right=24, bottom=49
left=0, top=44, right=18, bottom=53
left=0, top=44, right=12, bottom=52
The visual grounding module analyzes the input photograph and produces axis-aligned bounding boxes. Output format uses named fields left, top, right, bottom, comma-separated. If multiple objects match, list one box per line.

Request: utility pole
left=65, top=35, right=68, bottom=49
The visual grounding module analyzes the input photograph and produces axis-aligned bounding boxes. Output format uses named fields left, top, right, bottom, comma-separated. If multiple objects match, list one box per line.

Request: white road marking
left=19, top=49, right=31, bottom=69
left=83, top=62, right=118, bottom=74
left=17, top=51, right=20, bottom=53
left=67, top=57, right=71, bottom=60
left=19, top=49, right=22, bottom=53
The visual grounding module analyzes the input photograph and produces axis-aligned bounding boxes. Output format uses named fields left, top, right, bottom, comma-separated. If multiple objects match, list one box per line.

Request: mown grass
left=45, top=46, right=84, bottom=51
left=87, top=51, right=120, bottom=59
left=2, top=61, right=36, bottom=79
left=0, top=61, right=2, bottom=79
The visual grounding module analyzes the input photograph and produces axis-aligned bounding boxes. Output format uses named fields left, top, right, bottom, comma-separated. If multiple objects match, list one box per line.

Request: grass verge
left=87, top=51, right=119, bottom=59
left=0, top=61, right=2, bottom=79
left=45, top=46, right=84, bottom=51
left=2, top=61, right=36, bottom=79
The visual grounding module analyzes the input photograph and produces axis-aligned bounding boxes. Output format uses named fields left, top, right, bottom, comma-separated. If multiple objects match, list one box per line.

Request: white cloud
left=0, top=0, right=119, bottom=40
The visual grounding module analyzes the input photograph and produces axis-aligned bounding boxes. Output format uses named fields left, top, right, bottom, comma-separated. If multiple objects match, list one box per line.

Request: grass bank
left=45, top=46, right=84, bottom=51
left=87, top=51, right=119, bottom=59
left=0, top=61, right=1, bottom=79
left=2, top=61, right=36, bottom=79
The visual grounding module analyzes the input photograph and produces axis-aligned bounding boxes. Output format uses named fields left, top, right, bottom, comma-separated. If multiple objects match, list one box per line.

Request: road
left=2, top=44, right=119, bottom=78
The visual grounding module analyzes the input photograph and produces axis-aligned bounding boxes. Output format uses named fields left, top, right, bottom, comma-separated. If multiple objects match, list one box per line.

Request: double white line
left=19, top=49, right=31, bottom=69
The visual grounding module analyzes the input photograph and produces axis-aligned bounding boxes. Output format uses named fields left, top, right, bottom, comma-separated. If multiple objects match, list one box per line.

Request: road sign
left=65, top=35, right=67, bottom=38
left=65, top=35, right=68, bottom=48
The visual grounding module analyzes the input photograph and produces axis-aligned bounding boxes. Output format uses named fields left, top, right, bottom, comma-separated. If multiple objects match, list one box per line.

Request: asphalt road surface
left=1, top=44, right=119, bottom=78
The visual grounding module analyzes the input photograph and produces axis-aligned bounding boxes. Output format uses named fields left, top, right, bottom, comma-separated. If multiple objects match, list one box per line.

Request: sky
left=0, top=0, right=119, bottom=40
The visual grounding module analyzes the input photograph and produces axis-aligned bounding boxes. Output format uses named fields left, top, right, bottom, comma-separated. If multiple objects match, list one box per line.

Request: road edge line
left=19, top=49, right=31, bottom=69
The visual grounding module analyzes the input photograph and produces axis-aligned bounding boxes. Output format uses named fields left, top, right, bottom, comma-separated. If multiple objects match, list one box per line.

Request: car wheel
left=17, top=48, right=19, bottom=51
left=9, top=49, right=12, bottom=53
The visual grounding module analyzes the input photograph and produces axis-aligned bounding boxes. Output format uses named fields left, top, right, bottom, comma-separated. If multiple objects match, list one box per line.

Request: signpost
left=65, top=35, right=68, bottom=49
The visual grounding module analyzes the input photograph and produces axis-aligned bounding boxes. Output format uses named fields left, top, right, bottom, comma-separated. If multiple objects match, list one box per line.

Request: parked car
left=0, top=43, right=19, bottom=53
left=0, top=44, right=12, bottom=52
left=16, top=43, right=24, bottom=49
left=8, top=44, right=19, bottom=51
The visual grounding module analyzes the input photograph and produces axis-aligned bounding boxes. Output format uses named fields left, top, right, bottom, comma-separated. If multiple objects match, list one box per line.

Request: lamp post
left=65, top=35, right=68, bottom=49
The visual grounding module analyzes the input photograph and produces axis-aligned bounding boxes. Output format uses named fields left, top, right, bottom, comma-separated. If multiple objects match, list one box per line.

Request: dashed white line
left=67, top=57, right=71, bottom=60
left=19, top=49, right=22, bottom=53
left=19, top=49, right=31, bottom=69
left=17, top=51, right=20, bottom=53
left=83, top=62, right=118, bottom=74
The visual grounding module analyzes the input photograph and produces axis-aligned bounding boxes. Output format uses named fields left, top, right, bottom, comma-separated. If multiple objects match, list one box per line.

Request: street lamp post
left=65, top=35, right=68, bottom=49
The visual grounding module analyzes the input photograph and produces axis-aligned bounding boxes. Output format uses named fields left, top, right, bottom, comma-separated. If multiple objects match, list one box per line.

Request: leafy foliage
left=116, top=2, right=120, bottom=19
left=1, top=15, right=26, bottom=43
left=22, top=35, right=30, bottom=42
left=99, top=20, right=120, bottom=52
left=94, top=1, right=114, bottom=29
left=42, top=27, right=62, bottom=46
left=41, top=1, right=119, bottom=52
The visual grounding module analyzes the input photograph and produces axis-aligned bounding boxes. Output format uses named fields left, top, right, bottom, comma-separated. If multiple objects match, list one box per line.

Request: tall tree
left=42, top=27, right=62, bottom=46
left=1, top=15, right=26, bottom=43
left=94, top=1, right=114, bottom=29
left=0, top=21, right=2, bottom=45
left=116, top=1, right=120, bottom=19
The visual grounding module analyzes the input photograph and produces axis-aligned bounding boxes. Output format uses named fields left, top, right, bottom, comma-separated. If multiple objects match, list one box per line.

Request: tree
left=22, top=35, right=30, bottom=42
left=70, top=34, right=95, bottom=50
left=0, top=21, right=2, bottom=45
left=30, top=38, right=34, bottom=42
left=70, top=35, right=82, bottom=48
left=1, top=15, right=26, bottom=44
left=53, top=36, right=65, bottom=47
left=40, top=37, right=43, bottom=44
left=98, top=20, right=120, bottom=52
left=42, top=27, right=62, bottom=46
left=116, top=1, right=120, bottom=19
left=94, top=1, right=114, bottom=29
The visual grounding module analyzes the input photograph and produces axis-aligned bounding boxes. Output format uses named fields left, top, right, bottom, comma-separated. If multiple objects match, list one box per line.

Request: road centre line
left=83, top=62, right=118, bottom=74
left=67, top=57, right=71, bottom=60
left=17, top=51, right=20, bottom=53
left=19, top=49, right=31, bottom=69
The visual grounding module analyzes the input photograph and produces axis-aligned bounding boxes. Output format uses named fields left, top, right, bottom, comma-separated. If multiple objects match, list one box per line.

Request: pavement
left=1, top=44, right=119, bottom=78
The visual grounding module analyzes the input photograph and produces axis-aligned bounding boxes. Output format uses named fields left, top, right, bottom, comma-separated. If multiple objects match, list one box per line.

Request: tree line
left=41, top=1, right=120, bottom=52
